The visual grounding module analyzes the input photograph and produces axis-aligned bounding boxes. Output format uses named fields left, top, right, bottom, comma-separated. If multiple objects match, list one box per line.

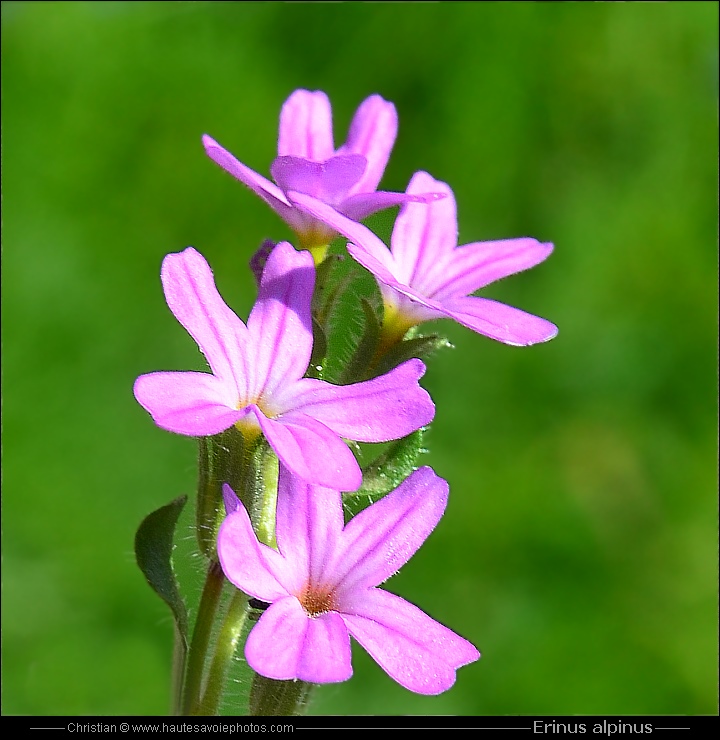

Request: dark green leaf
left=306, top=316, right=328, bottom=379
left=339, top=297, right=381, bottom=384
left=343, top=428, right=427, bottom=519
left=135, top=495, right=189, bottom=646
left=373, top=333, right=453, bottom=378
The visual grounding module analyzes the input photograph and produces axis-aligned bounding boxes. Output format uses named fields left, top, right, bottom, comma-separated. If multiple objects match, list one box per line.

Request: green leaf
left=311, top=253, right=344, bottom=328
left=135, top=495, right=189, bottom=644
left=317, top=269, right=354, bottom=332
left=306, top=316, right=328, bottom=379
left=339, top=297, right=381, bottom=384
left=373, top=333, right=453, bottom=378
left=343, top=428, right=428, bottom=520
left=312, top=251, right=340, bottom=303
left=135, top=495, right=190, bottom=714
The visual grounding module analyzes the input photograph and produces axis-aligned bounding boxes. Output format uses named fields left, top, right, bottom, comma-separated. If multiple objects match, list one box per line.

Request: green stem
left=196, top=430, right=248, bottom=556
left=196, top=590, right=250, bottom=716
left=181, top=559, right=226, bottom=715
left=182, top=433, right=292, bottom=715
left=245, top=449, right=314, bottom=716
left=183, top=432, right=268, bottom=716
left=171, top=624, right=187, bottom=716
left=252, top=449, right=279, bottom=548
left=195, top=436, right=215, bottom=557
left=249, top=676, right=313, bottom=716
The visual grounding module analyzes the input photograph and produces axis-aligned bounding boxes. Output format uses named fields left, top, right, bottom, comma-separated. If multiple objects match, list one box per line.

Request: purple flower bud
left=249, top=239, right=276, bottom=286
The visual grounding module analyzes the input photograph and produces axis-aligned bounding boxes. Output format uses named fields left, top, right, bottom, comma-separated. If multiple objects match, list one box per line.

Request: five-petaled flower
left=218, top=466, right=480, bottom=694
left=203, top=90, right=439, bottom=262
left=133, top=241, right=434, bottom=491
left=289, top=171, right=558, bottom=347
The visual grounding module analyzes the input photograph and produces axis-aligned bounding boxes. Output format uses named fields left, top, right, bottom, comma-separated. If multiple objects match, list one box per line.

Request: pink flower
left=203, top=90, right=438, bottom=258
left=133, top=241, right=434, bottom=491
left=289, top=171, right=558, bottom=346
left=218, top=466, right=480, bottom=694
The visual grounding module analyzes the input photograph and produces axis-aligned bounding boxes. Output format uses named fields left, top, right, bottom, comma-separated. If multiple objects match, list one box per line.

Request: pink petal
left=430, top=238, right=554, bottom=300
left=341, top=589, right=480, bottom=695
left=244, top=597, right=308, bottom=681
left=296, top=611, right=353, bottom=684
left=133, top=371, right=243, bottom=437
left=245, top=242, right=315, bottom=403
left=271, top=155, right=366, bottom=207
left=334, top=467, right=448, bottom=594
left=217, top=496, right=289, bottom=602
left=246, top=599, right=352, bottom=684
left=349, top=275, right=558, bottom=347
left=257, top=412, right=362, bottom=492
left=202, top=135, right=306, bottom=234
left=285, top=358, right=435, bottom=443
left=440, top=295, right=559, bottom=346
left=160, top=247, right=248, bottom=392
left=338, top=190, right=431, bottom=223
left=274, top=465, right=345, bottom=593
left=277, top=90, right=334, bottom=161
left=345, top=241, right=404, bottom=287
left=390, top=171, right=458, bottom=288
left=376, top=281, right=446, bottom=327
left=285, top=190, right=398, bottom=281
left=336, top=94, right=397, bottom=195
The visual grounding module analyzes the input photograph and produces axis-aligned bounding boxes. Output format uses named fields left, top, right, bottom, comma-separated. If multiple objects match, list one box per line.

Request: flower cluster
left=134, top=89, right=556, bottom=713
left=203, top=90, right=442, bottom=262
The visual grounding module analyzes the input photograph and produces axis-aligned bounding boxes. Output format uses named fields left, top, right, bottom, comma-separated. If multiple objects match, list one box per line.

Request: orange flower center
left=300, top=586, right=337, bottom=617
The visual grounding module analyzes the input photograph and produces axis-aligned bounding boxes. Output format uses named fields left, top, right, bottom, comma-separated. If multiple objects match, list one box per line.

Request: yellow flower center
left=381, top=301, right=418, bottom=346
left=234, top=414, right=262, bottom=446
left=297, top=226, right=331, bottom=265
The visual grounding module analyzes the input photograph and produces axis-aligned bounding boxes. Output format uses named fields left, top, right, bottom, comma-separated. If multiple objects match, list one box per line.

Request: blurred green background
left=2, top=1, right=717, bottom=717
